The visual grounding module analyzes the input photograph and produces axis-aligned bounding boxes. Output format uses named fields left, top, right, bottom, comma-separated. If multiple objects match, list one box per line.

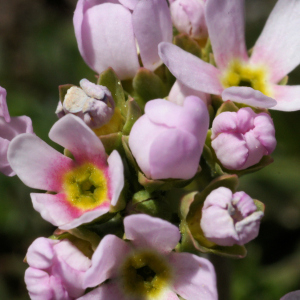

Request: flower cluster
left=1, top=0, right=300, bottom=299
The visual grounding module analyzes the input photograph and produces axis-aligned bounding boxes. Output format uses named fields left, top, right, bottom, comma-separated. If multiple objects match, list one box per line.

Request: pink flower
left=8, top=114, right=124, bottom=230
left=211, top=107, right=276, bottom=170
left=200, top=187, right=264, bottom=246
left=280, top=290, right=300, bottom=300
left=170, top=0, right=208, bottom=41
left=25, top=237, right=91, bottom=300
left=56, top=79, right=115, bottom=129
left=129, top=96, right=209, bottom=180
left=159, top=0, right=300, bottom=111
left=73, top=0, right=172, bottom=80
left=80, top=214, right=218, bottom=300
left=0, top=86, right=33, bottom=176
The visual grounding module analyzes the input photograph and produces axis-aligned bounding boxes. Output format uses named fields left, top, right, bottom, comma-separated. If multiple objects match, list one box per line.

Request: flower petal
left=205, top=0, right=248, bottom=69
left=211, top=132, right=248, bottom=170
left=31, top=193, right=82, bottom=227
left=159, top=42, right=223, bottom=94
left=8, top=134, right=74, bottom=191
left=133, top=0, right=172, bottom=71
left=271, top=84, right=300, bottom=111
left=26, top=237, right=58, bottom=269
left=0, top=87, right=10, bottom=122
left=222, top=86, right=277, bottom=108
left=149, top=128, right=201, bottom=179
left=49, top=114, right=106, bottom=166
left=169, top=252, right=218, bottom=300
left=168, top=80, right=209, bottom=106
left=281, top=290, right=300, bottom=300
left=250, top=0, right=300, bottom=83
left=107, top=150, right=124, bottom=206
left=124, top=214, right=181, bottom=254
left=0, top=138, right=14, bottom=176
left=78, top=3, right=139, bottom=80
left=84, top=235, right=132, bottom=288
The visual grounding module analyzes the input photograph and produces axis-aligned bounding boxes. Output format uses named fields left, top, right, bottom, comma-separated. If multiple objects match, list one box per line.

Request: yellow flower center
left=63, top=163, right=108, bottom=210
left=120, top=250, right=173, bottom=299
left=221, top=59, right=272, bottom=96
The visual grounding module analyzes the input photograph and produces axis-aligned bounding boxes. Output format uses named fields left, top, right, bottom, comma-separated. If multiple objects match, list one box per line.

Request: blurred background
left=0, top=0, right=299, bottom=299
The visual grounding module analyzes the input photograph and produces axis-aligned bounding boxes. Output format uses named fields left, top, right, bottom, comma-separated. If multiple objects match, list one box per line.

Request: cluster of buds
left=1, top=0, right=300, bottom=299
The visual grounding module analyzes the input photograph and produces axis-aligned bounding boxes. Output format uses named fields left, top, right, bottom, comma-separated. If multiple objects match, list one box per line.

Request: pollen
left=120, top=250, right=173, bottom=299
left=221, top=59, right=273, bottom=97
left=63, top=163, right=108, bottom=211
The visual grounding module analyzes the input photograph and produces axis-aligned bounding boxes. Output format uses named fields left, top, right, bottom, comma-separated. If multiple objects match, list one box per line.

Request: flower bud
left=200, top=187, right=263, bottom=246
left=56, top=79, right=115, bottom=129
left=211, top=107, right=276, bottom=170
left=129, top=96, right=209, bottom=180
left=25, top=237, right=91, bottom=300
left=170, top=0, right=208, bottom=40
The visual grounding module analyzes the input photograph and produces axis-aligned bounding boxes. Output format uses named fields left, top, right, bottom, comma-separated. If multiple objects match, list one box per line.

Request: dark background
left=0, top=0, right=299, bottom=299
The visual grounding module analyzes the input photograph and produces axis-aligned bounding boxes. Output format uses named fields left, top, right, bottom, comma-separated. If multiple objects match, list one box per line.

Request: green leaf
left=132, top=68, right=167, bottom=110
left=98, top=67, right=126, bottom=115
left=173, top=34, right=202, bottom=58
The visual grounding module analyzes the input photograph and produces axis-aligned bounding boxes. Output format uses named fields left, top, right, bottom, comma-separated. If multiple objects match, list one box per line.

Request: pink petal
left=168, top=80, right=209, bottom=106
left=26, top=237, right=58, bottom=269
left=133, top=0, right=172, bottom=71
left=31, top=193, right=82, bottom=227
left=24, top=268, right=53, bottom=300
left=129, top=116, right=166, bottom=178
left=79, top=3, right=139, bottom=80
left=281, top=290, right=300, bottom=300
left=0, top=86, right=10, bottom=122
left=250, top=0, right=300, bottom=83
left=149, top=128, right=201, bottom=179
left=124, top=214, right=181, bottom=254
left=169, top=252, right=218, bottom=300
left=49, top=114, right=107, bottom=166
left=119, top=0, right=139, bottom=10
left=271, top=84, right=300, bottom=111
left=0, top=138, right=14, bottom=176
left=222, top=86, right=277, bottom=108
left=158, top=42, right=223, bottom=94
left=211, top=132, right=248, bottom=170
left=84, top=235, right=132, bottom=288
left=8, top=134, right=74, bottom=192
left=211, top=111, right=237, bottom=139
left=236, top=107, right=256, bottom=134
left=107, top=150, right=124, bottom=206
left=79, top=281, right=128, bottom=300
left=205, top=0, right=248, bottom=69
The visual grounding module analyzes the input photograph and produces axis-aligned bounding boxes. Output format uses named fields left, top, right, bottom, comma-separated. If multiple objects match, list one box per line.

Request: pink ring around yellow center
left=63, top=162, right=108, bottom=211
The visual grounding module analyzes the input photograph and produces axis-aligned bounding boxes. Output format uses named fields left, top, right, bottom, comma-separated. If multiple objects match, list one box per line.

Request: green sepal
left=178, top=175, right=247, bottom=258
left=64, top=148, right=75, bottom=160
left=97, top=67, right=126, bottom=116
left=122, top=98, right=142, bottom=135
left=132, top=68, right=168, bottom=110
left=128, top=190, right=172, bottom=220
left=201, top=38, right=213, bottom=63
left=173, top=34, right=202, bottom=58
left=122, top=135, right=139, bottom=171
left=215, top=100, right=239, bottom=116
left=138, top=167, right=202, bottom=194
left=278, top=75, right=288, bottom=86
left=99, top=132, right=123, bottom=155
left=59, top=84, right=74, bottom=103
left=254, top=199, right=265, bottom=213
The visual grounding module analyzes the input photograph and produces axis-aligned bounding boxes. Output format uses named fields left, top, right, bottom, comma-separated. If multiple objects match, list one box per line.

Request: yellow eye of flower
left=120, top=250, right=173, bottom=299
left=63, top=163, right=108, bottom=210
left=221, top=59, right=273, bottom=97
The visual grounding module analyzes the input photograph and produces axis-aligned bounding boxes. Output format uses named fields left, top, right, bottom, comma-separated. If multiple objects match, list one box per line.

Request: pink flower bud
left=129, top=96, right=209, bottom=180
left=200, top=187, right=263, bottom=246
left=211, top=107, right=276, bottom=170
left=56, top=79, right=115, bottom=129
left=25, top=237, right=91, bottom=300
left=0, top=86, right=33, bottom=177
left=170, top=0, right=208, bottom=40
